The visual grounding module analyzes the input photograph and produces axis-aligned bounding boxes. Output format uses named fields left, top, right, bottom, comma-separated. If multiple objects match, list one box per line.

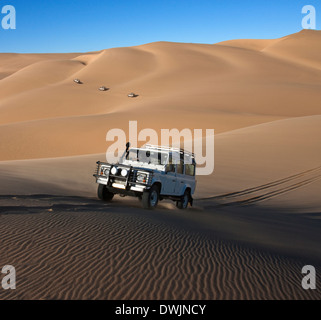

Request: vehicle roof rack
left=145, top=144, right=195, bottom=156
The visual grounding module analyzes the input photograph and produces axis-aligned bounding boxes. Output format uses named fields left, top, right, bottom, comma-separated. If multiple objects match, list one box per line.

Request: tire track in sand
left=197, top=166, right=321, bottom=207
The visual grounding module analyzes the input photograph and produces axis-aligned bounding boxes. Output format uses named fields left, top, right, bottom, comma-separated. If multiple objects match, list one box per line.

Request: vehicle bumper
left=94, top=174, right=148, bottom=195
left=105, top=186, right=145, bottom=197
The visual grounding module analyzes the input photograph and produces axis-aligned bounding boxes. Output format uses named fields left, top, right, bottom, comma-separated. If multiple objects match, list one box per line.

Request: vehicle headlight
left=136, top=173, right=148, bottom=183
left=99, top=166, right=110, bottom=176
left=121, top=169, right=128, bottom=177
left=111, top=167, right=118, bottom=175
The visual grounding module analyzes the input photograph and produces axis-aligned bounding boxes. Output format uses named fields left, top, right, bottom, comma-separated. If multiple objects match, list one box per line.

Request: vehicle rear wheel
left=176, top=190, right=190, bottom=209
left=97, top=184, right=114, bottom=202
left=142, top=185, right=159, bottom=209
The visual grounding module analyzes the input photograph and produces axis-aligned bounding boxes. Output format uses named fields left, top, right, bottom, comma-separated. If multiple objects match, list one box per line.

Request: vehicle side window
left=185, top=164, right=195, bottom=176
left=176, top=160, right=184, bottom=175
left=167, top=155, right=176, bottom=173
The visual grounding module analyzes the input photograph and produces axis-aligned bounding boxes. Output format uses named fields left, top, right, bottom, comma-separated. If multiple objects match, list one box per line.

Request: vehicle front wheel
left=97, top=184, right=114, bottom=202
left=176, top=190, right=190, bottom=210
left=142, top=185, right=159, bottom=209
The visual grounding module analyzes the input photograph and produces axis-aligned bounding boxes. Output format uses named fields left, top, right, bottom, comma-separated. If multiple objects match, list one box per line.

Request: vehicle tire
left=176, top=189, right=190, bottom=210
left=97, top=184, right=114, bottom=202
left=142, top=185, right=159, bottom=209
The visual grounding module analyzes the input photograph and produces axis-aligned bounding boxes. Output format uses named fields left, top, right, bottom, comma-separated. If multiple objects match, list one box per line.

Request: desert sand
left=0, top=30, right=320, bottom=300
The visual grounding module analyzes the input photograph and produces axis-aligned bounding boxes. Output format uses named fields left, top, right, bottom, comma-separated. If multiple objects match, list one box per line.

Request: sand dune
left=198, top=115, right=321, bottom=211
left=0, top=30, right=320, bottom=300
left=264, top=30, right=321, bottom=69
left=0, top=115, right=320, bottom=212
left=0, top=59, right=87, bottom=100
left=0, top=195, right=320, bottom=300
left=217, top=38, right=277, bottom=51
left=218, top=29, right=321, bottom=69
left=0, top=53, right=82, bottom=80
left=1, top=31, right=321, bottom=161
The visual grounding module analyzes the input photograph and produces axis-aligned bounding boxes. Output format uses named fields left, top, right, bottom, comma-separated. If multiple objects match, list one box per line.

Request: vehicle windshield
left=122, top=149, right=168, bottom=166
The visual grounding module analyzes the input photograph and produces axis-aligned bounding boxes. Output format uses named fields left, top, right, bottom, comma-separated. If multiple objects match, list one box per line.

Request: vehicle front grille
left=129, top=170, right=137, bottom=183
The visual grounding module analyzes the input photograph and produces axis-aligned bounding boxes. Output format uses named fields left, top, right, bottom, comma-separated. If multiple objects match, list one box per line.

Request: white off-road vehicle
left=94, top=143, right=197, bottom=209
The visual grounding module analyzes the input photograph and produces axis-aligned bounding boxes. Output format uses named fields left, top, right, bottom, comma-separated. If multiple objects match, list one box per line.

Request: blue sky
left=0, top=0, right=320, bottom=53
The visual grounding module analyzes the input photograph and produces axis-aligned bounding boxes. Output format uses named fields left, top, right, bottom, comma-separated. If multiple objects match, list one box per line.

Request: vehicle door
left=161, top=154, right=176, bottom=195
left=175, top=159, right=186, bottom=196
left=184, top=163, right=196, bottom=194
